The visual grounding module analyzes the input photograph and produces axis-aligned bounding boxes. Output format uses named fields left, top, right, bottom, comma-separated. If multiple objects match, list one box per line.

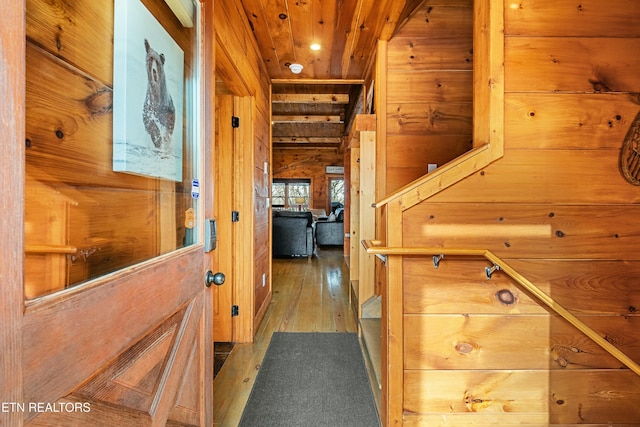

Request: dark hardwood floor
left=212, top=247, right=356, bottom=426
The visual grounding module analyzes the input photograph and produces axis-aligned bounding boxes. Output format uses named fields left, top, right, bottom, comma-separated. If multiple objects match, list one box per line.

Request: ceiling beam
left=271, top=79, right=364, bottom=85
left=272, top=136, right=343, bottom=144
left=272, top=94, right=350, bottom=104
left=341, top=0, right=410, bottom=78
left=274, top=144, right=341, bottom=149
left=272, top=115, right=343, bottom=123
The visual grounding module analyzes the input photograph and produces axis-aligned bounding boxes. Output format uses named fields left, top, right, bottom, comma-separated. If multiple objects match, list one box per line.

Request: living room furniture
left=308, top=209, right=327, bottom=221
left=272, top=210, right=315, bottom=258
left=315, top=208, right=344, bottom=246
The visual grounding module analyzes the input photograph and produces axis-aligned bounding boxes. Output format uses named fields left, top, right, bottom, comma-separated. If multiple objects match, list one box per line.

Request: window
left=329, top=178, right=344, bottom=213
left=24, top=1, right=202, bottom=299
left=272, top=182, right=286, bottom=206
left=272, top=179, right=310, bottom=209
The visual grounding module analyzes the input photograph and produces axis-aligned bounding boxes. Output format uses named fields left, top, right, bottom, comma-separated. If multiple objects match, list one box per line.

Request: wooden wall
left=24, top=0, right=194, bottom=298
left=214, top=0, right=272, bottom=340
left=394, top=0, right=640, bottom=425
left=272, top=148, right=344, bottom=214
left=383, top=0, right=473, bottom=195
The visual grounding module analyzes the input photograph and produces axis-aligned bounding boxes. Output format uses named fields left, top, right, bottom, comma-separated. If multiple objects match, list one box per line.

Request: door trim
left=0, top=0, right=25, bottom=423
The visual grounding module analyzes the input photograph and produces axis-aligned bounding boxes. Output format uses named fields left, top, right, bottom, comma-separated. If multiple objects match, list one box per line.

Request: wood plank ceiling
left=239, top=0, right=422, bottom=149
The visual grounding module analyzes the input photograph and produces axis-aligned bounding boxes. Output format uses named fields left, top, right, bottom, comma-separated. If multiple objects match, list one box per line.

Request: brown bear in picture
left=142, top=38, right=175, bottom=153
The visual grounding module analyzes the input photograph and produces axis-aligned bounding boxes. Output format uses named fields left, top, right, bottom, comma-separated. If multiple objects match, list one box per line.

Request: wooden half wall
left=376, top=0, right=640, bottom=425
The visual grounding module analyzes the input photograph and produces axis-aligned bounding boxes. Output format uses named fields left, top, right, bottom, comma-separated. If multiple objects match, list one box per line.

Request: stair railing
left=362, top=239, right=640, bottom=377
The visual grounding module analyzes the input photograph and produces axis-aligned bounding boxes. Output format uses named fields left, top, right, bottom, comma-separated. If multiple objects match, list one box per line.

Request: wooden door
left=213, top=92, right=257, bottom=344
left=1, top=1, right=216, bottom=425
left=213, top=94, right=235, bottom=342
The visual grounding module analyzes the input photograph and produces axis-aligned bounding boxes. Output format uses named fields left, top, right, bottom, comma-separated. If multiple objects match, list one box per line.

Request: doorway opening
left=329, top=178, right=345, bottom=214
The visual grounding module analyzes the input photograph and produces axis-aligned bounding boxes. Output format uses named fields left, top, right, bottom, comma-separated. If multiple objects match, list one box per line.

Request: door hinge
left=231, top=305, right=239, bottom=317
left=232, top=211, right=240, bottom=222
left=232, top=116, right=240, bottom=128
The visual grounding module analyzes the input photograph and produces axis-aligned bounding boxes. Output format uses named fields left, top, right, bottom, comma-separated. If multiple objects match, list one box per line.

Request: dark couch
left=315, top=208, right=344, bottom=246
left=272, top=210, right=315, bottom=258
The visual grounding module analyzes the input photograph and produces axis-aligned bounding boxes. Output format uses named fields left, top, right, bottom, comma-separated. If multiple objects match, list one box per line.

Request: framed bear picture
left=113, top=0, right=184, bottom=181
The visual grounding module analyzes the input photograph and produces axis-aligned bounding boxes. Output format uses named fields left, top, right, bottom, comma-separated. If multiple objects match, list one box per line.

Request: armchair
left=272, top=210, right=315, bottom=258
left=315, top=208, right=344, bottom=246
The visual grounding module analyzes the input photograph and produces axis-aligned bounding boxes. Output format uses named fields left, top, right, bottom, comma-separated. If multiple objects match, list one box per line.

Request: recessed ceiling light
left=310, top=43, right=321, bottom=51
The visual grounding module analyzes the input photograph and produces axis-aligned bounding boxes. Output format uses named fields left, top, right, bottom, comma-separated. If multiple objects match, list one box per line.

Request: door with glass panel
left=1, top=1, right=214, bottom=425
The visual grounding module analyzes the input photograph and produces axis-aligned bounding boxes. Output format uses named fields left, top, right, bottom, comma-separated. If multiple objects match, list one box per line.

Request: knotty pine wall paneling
left=254, top=108, right=271, bottom=322
left=384, top=1, right=474, bottom=194
left=343, top=146, right=352, bottom=256
left=398, top=1, right=640, bottom=424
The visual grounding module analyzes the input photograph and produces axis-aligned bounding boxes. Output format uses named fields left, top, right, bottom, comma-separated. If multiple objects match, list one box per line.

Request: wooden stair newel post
left=383, top=200, right=403, bottom=426
left=358, top=119, right=376, bottom=320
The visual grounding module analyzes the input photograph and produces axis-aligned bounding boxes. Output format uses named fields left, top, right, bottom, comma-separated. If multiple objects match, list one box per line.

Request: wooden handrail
left=25, top=244, right=77, bottom=255
left=363, top=239, right=640, bottom=377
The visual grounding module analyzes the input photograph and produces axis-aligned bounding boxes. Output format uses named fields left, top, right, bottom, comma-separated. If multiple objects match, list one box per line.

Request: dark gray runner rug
left=239, top=332, right=381, bottom=427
